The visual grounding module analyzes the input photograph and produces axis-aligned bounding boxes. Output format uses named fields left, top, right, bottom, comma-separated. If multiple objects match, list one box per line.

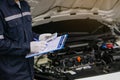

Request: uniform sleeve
left=32, top=32, right=40, bottom=41
left=0, top=12, right=30, bottom=56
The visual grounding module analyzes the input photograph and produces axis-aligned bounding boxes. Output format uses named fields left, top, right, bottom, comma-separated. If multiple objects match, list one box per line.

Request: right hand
left=39, top=33, right=57, bottom=42
left=39, top=33, right=52, bottom=41
left=30, top=41, right=47, bottom=53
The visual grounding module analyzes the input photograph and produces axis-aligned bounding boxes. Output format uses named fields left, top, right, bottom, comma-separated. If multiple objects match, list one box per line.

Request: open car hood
left=27, top=1, right=120, bottom=80
left=27, top=0, right=120, bottom=27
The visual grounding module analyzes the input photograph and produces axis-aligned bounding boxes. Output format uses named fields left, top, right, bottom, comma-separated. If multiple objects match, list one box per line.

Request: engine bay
left=33, top=19, right=120, bottom=80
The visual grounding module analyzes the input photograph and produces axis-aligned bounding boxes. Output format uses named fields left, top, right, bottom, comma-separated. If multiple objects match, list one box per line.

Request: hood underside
left=27, top=0, right=120, bottom=26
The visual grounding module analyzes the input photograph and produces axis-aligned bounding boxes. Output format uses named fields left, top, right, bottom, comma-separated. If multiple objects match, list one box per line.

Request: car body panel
left=27, top=0, right=120, bottom=27
left=75, top=71, right=120, bottom=80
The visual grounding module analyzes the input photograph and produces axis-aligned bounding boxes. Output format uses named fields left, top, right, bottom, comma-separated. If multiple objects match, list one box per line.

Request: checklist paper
left=26, top=34, right=67, bottom=58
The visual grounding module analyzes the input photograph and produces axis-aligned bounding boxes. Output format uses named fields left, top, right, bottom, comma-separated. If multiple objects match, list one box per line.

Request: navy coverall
left=0, top=0, right=39, bottom=80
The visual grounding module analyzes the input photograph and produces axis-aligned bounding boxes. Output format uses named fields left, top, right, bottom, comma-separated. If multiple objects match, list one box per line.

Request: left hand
left=39, top=33, right=52, bottom=41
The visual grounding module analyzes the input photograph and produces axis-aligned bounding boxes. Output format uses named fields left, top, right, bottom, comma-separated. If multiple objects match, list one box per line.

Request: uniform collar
left=7, top=0, right=16, bottom=6
left=7, top=0, right=24, bottom=6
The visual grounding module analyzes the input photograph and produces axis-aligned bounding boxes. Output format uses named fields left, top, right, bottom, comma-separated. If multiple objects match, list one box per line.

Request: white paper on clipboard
left=26, top=34, right=68, bottom=58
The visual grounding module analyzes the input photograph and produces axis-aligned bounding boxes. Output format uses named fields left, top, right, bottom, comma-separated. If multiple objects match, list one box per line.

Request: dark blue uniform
left=0, top=0, right=39, bottom=80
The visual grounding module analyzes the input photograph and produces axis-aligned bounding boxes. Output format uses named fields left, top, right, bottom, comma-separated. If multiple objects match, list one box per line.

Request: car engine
left=33, top=19, right=120, bottom=80
left=34, top=32, right=120, bottom=80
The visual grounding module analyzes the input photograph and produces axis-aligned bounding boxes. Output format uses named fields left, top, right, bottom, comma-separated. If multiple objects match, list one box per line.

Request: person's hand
left=39, top=33, right=52, bottom=41
left=30, top=41, right=47, bottom=53
left=39, top=33, right=57, bottom=42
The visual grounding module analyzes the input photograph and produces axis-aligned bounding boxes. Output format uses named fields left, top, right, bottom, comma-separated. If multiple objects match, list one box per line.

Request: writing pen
left=33, top=38, right=39, bottom=41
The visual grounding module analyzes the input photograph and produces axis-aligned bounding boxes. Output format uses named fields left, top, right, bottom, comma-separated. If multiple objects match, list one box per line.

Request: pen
left=33, top=38, right=39, bottom=41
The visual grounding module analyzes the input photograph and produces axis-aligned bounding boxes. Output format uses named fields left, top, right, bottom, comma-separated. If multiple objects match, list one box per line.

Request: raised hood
left=27, top=0, right=120, bottom=29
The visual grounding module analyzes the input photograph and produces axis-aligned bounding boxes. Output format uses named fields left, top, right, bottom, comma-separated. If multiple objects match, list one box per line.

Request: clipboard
left=26, top=34, right=68, bottom=58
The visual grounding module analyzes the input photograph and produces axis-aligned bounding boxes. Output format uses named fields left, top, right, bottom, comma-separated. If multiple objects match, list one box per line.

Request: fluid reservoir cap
left=106, top=43, right=113, bottom=49
left=76, top=56, right=82, bottom=62
left=101, top=43, right=107, bottom=49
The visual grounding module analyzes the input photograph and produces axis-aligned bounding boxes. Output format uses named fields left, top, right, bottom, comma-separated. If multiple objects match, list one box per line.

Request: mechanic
left=0, top=0, right=52, bottom=80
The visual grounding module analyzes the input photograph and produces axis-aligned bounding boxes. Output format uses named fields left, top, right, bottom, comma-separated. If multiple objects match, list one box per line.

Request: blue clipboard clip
left=57, top=34, right=68, bottom=49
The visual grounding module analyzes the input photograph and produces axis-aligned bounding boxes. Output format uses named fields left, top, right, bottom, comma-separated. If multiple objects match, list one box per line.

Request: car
left=27, top=0, right=120, bottom=80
